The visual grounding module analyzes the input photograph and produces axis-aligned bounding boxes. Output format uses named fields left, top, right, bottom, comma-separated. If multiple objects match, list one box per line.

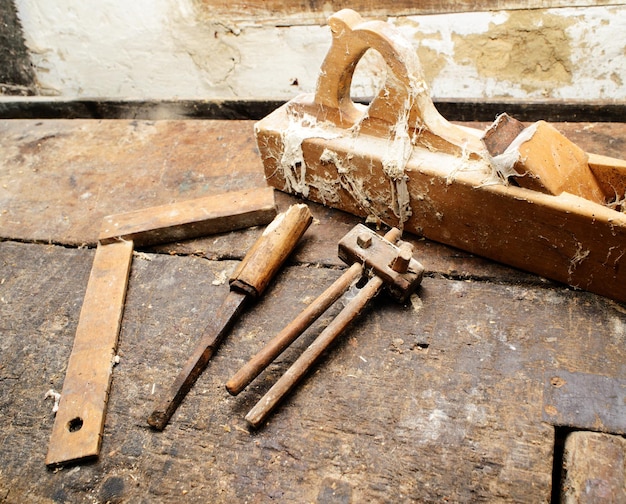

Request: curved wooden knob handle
left=315, top=9, right=426, bottom=126
left=314, top=9, right=484, bottom=153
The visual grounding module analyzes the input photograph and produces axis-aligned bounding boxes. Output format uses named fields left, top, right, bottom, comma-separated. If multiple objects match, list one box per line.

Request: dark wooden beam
left=0, top=98, right=624, bottom=122
left=192, top=1, right=621, bottom=23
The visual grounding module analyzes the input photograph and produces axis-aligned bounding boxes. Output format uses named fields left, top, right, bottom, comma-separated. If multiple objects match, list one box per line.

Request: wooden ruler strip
left=46, top=240, right=134, bottom=467
left=99, top=187, right=277, bottom=247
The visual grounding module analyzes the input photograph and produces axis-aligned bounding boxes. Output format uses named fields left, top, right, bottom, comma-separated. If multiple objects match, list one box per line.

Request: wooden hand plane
left=255, top=8, right=626, bottom=303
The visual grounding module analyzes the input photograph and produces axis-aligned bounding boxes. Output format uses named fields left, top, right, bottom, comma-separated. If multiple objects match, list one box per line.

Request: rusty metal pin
left=245, top=274, right=385, bottom=428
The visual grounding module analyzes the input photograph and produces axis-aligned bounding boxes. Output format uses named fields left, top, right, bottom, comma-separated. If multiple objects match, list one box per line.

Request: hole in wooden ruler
left=67, top=417, right=84, bottom=432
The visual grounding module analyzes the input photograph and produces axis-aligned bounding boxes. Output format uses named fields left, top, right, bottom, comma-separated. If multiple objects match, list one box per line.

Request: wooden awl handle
left=229, top=203, right=313, bottom=298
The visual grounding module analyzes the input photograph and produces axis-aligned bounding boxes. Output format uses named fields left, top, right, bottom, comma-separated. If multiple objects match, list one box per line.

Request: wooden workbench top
left=1, top=118, right=625, bottom=502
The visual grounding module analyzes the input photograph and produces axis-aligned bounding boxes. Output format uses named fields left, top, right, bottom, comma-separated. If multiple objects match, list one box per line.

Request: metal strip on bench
left=543, top=369, right=626, bottom=435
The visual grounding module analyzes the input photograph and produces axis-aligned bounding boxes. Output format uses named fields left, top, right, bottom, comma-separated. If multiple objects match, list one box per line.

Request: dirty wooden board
left=3, top=119, right=624, bottom=278
left=561, top=431, right=626, bottom=503
left=1, top=119, right=626, bottom=502
left=2, top=240, right=626, bottom=502
left=0, top=120, right=267, bottom=246
left=99, top=186, right=277, bottom=247
left=195, top=1, right=618, bottom=23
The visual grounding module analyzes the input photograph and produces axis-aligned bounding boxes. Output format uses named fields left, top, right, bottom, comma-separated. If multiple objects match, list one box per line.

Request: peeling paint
left=452, top=11, right=574, bottom=93
left=416, top=44, right=448, bottom=88
left=394, top=18, right=448, bottom=87
left=13, top=2, right=626, bottom=101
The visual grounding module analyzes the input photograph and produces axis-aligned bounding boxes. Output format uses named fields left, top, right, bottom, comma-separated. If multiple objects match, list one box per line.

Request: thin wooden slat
left=45, top=240, right=134, bottom=467
left=99, top=187, right=277, bottom=247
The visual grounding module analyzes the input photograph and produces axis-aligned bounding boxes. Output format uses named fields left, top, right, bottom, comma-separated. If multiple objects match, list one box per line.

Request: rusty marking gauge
left=226, top=223, right=424, bottom=428
left=147, top=203, right=313, bottom=431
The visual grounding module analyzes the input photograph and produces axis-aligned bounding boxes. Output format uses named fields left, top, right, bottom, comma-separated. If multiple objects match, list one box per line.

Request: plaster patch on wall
left=555, top=6, right=626, bottom=100
left=12, top=2, right=626, bottom=101
left=392, top=18, right=448, bottom=88
left=391, top=7, right=626, bottom=100
left=167, top=7, right=242, bottom=94
left=416, top=45, right=448, bottom=90
left=452, top=11, right=574, bottom=94
left=389, top=10, right=531, bottom=99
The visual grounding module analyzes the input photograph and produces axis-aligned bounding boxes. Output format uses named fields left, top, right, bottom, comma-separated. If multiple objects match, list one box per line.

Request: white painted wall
left=13, top=1, right=626, bottom=102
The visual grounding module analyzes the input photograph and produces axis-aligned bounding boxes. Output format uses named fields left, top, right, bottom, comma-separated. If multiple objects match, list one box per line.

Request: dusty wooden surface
left=561, top=431, right=626, bottom=503
left=1, top=118, right=625, bottom=502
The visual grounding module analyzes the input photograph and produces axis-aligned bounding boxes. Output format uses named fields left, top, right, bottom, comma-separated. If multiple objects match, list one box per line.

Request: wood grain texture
left=193, top=0, right=620, bottom=23
left=0, top=119, right=267, bottom=246
left=4, top=241, right=626, bottom=501
left=543, top=370, right=626, bottom=434
left=45, top=240, right=134, bottom=467
left=509, top=121, right=605, bottom=203
left=99, top=187, right=277, bottom=247
left=2, top=118, right=626, bottom=501
left=561, top=432, right=626, bottom=503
